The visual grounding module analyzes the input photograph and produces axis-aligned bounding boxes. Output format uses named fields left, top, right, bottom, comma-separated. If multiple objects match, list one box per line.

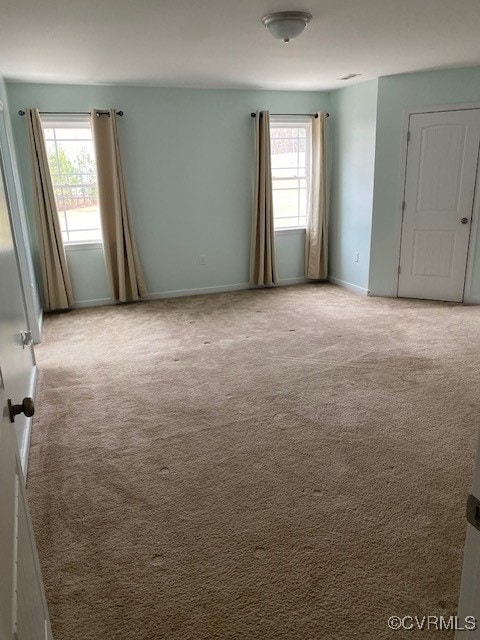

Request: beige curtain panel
left=306, top=111, right=328, bottom=280
left=26, top=108, right=73, bottom=311
left=91, top=109, right=147, bottom=303
left=250, top=110, right=278, bottom=286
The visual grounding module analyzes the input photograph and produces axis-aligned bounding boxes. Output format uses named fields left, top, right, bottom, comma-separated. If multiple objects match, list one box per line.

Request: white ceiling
left=2, top=0, right=480, bottom=90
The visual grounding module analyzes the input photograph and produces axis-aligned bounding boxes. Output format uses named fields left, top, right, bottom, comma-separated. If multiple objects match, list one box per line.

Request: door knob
left=21, top=330, right=33, bottom=348
left=8, top=397, right=35, bottom=423
left=461, top=217, right=470, bottom=224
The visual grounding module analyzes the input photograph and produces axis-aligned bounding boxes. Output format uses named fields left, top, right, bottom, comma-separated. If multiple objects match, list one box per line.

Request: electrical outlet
left=353, top=251, right=359, bottom=263
left=199, top=255, right=207, bottom=266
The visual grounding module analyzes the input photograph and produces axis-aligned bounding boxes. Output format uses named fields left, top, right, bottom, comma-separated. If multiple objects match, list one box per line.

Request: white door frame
left=0, top=101, right=42, bottom=342
left=394, top=101, right=480, bottom=304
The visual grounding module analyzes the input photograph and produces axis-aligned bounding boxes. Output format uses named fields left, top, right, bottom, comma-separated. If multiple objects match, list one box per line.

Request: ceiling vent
left=338, top=73, right=361, bottom=81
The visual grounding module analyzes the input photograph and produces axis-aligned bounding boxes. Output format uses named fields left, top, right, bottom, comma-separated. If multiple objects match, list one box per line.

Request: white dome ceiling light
left=261, top=11, right=312, bottom=43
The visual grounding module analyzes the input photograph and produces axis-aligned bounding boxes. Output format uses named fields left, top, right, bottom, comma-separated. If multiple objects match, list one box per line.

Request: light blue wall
left=329, top=79, right=378, bottom=292
left=370, top=67, right=480, bottom=298
left=7, top=83, right=330, bottom=304
left=65, top=246, right=109, bottom=304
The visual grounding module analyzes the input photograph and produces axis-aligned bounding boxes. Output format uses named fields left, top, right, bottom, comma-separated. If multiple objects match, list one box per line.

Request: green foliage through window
left=43, top=122, right=102, bottom=244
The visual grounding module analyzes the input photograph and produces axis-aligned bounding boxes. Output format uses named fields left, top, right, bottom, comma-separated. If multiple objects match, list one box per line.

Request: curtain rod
left=18, top=110, right=124, bottom=117
left=250, top=112, right=329, bottom=118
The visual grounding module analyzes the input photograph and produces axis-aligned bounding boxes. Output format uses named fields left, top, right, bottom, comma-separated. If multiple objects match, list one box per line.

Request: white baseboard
left=20, top=365, right=38, bottom=476
left=145, top=279, right=311, bottom=301
left=278, top=277, right=309, bottom=286
left=328, top=276, right=369, bottom=297
left=367, top=291, right=397, bottom=298
left=72, top=297, right=112, bottom=309
left=71, top=278, right=312, bottom=307
left=144, top=282, right=251, bottom=301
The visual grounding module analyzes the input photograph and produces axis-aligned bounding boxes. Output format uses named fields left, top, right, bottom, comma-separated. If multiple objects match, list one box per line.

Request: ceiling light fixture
left=261, top=11, right=312, bottom=43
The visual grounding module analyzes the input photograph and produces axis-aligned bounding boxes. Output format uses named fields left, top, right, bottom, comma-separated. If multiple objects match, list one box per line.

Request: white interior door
left=0, top=385, right=53, bottom=640
left=0, top=149, right=36, bottom=467
left=0, top=123, right=52, bottom=638
left=398, top=110, right=480, bottom=302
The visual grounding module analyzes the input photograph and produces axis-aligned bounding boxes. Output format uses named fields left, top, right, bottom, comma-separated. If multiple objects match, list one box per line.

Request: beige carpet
left=28, top=283, right=479, bottom=639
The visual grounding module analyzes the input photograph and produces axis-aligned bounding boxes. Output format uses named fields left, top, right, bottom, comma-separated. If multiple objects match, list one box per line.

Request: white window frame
left=41, top=114, right=103, bottom=248
left=270, top=115, right=312, bottom=232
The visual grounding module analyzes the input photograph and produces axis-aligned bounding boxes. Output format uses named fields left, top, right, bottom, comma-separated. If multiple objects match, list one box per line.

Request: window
left=42, top=116, right=102, bottom=245
left=270, top=118, right=312, bottom=229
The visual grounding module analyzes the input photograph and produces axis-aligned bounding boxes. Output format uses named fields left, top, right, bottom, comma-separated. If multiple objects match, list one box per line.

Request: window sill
left=275, top=227, right=306, bottom=236
left=65, top=242, right=103, bottom=252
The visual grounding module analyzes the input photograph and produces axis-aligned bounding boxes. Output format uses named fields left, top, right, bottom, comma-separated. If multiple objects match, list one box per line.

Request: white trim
left=367, top=290, right=396, bottom=299
left=19, top=365, right=37, bottom=476
left=145, top=282, right=252, bottom=300
left=463, top=138, right=480, bottom=304
left=392, top=108, right=412, bottom=296
left=36, top=308, right=43, bottom=343
left=145, top=278, right=310, bottom=300
left=328, top=275, right=369, bottom=296
left=407, top=101, right=480, bottom=116
left=275, top=227, right=306, bottom=236
left=0, top=113, right=42, bottom=345
left=71, top=279, right=312, bottom=307
left=40, top=113, right=90, bottom=128
left=394, top=103, right=480, bottom=300
left=270, top=117, right=312, bottom=232
left=65, top=242, right=103, bottom=252
left=72, top=297, right=112, bottom=309
left=270, top=115, right=313, bottom=125
left=277, top=277, right=309, bottom=286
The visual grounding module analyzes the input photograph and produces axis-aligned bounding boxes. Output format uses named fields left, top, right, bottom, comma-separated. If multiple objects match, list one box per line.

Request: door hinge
left=407, top=131, right=411, bottom=142
left=401, top=201, right=406, bottom=212
left=467, top=494, right=480, bottom=532
left=398, top=265, right=401, bottom=274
